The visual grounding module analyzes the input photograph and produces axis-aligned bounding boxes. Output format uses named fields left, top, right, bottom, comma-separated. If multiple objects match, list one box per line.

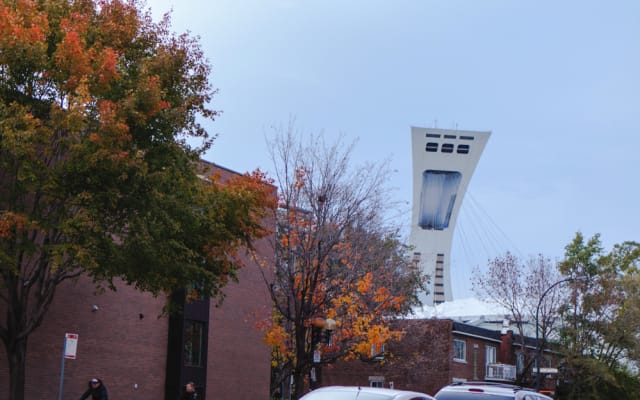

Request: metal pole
left=58, top=336, right=67, bottom=400
left=535, top=276, right=585, bottom=392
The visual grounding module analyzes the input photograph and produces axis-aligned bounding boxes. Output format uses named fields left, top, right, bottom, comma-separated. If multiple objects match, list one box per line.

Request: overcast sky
left=145, top=0, right=640, bottom=298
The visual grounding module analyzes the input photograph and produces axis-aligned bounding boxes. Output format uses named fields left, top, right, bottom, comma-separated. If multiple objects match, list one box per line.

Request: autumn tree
left=0, top=1, right=274, bottom=399
left=556, top=233, right=640, bottom=399
left=258, top=123, right=427, bottom=399
left=472, top=252, right=565, bottom=386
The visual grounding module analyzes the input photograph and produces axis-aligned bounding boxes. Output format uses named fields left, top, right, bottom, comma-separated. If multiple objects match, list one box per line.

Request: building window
left=544, top=356, right=552, bottom=368
left=444, top=134, right=457, bottom=139
left=371, top=343, right=385, bottom=360
left=485, top=345, right=497, bottom=366
left=426, top=142, right=438, bottom=152
left=184, top=320, right=205, bottom=367
left=441, top=143, right=454, bottom=153
left=454, top=339, right=466, bottom=362
left=426, top=133, right=441, bottom=138
left=457, top=144, right=470, bottom=154
left=369, top=376, right=385, bottom=388
left=516, top=352, right=525, bottom=374
left=459, top=135, right=474, bottom=140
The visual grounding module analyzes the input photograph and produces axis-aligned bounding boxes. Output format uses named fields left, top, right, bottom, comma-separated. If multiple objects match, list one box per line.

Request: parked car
left=434, top=382, right=553, bottom=400
left=300, top=386, right=436, bottom=400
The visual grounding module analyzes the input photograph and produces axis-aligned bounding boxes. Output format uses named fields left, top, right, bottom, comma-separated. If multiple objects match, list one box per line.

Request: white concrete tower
left=410, top=127, right=491, bottom=305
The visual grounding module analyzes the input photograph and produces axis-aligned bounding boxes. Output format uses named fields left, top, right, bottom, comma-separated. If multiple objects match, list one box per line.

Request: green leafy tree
left=557, top=233, right=640, bottom=399
left=0, top=1, right=275, bottom=399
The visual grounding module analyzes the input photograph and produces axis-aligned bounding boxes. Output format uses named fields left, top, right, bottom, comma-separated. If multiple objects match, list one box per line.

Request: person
left=79, top=378, right=108, bottom=400
left=182, top=381, right=198, bottom=400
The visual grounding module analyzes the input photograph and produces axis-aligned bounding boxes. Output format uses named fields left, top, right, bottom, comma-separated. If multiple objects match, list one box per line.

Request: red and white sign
left=64, top=333, right=79, bottom=359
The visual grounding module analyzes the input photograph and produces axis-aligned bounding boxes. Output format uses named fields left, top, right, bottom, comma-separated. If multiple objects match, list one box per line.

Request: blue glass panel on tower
left=418, top=170, right=462, bottom=230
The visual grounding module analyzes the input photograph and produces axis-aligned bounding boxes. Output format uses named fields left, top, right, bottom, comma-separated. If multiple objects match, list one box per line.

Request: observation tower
left=410, top=127, right=491, bottom=305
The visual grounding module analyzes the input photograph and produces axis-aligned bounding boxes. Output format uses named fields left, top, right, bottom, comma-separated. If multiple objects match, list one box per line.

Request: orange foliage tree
left=0, top=1, right=275, bottom=399
left=256, top=124, right=428, bottom=399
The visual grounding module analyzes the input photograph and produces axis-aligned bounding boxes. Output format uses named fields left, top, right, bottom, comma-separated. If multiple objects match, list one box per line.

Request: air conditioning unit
left=485, top=363, right=517, bottom=381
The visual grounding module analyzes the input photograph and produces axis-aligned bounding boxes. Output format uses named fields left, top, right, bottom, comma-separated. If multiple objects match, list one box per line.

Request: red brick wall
left=207, top=237, right=273, bottom=400
left=323, top=319, right=454, bottom=396
left=0, top=276, right=168, bottom=400
left=449, top=333, right=501, bottom=382
left=321, top=319, right=519, bottom=396
left=201, top=160, right=274, bottom=400
left=0, top=162, right=276, bottom=400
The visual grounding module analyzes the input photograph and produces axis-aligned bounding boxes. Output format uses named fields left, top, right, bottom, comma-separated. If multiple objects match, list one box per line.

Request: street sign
left=64, top=333, right=79, bottom=359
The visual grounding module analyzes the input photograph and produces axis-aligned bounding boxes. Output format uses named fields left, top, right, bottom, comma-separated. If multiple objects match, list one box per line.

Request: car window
left=435, top=393, right=514, bottom=400
left=356, top=393, right=394, bottom=400
left=302, top=390, right=392, bottom=400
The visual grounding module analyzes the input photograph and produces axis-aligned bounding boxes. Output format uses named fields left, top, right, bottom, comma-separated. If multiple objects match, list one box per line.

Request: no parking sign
left=64, top=333, right=79, bottom=359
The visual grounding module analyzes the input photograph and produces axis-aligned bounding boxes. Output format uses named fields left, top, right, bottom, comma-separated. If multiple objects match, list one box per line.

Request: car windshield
left=303, top=390, right=393, bottom=400
left=435, top=393, right=513, bottom=400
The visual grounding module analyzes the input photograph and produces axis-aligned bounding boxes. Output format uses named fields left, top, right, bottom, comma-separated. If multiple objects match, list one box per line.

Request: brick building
left=322, top=318, right=559, bottom=396
left=0, top=162, right=275, bottom=400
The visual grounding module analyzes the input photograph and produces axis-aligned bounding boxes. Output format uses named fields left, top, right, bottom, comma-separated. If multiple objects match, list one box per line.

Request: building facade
left=322, top=318, right=559, bottom=397
left=410, top=127, right=491, bottom=305
left=0, top=162, right=275, bottom=400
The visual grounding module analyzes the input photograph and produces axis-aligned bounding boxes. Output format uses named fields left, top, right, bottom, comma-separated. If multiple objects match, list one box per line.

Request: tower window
left=444, top=134, right=457, bottom=139
left=441, top=143, right=454, bottom=153
left=426, top=133, right=441, bottom=138
left=426, top=142, right=438, bottom=152
left=459, top=135, right=474, bottom=140
left=418, top=170, right=462, bottom=230
left=457, top=144, right=470, bottom=154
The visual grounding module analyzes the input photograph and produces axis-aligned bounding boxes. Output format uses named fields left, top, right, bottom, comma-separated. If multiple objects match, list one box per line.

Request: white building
left=410, top=127, right=491, bottom=305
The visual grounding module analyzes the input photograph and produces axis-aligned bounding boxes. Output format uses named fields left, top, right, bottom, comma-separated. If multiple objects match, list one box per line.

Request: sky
left=145, top=0, right=640, bottom=299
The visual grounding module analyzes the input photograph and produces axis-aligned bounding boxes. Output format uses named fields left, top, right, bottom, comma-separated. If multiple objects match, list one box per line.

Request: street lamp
left=309, top=317, right=336, bottom=390
left=535, top=276, right=587, bottom=392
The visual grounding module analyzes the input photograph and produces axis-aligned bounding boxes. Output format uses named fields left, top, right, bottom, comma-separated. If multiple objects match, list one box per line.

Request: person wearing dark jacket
left=182, top=381, right=198, bottom=400
left=79, top=378, right=108, bottom=400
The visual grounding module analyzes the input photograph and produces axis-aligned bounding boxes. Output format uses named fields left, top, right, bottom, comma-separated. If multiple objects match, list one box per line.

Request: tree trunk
left=292, top=367, right=306, bottom=400
left=7, top=337, right=27, bottom=400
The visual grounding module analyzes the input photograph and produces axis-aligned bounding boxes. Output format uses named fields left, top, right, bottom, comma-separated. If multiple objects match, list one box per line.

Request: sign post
left=58, top=333, right=79, bottom=400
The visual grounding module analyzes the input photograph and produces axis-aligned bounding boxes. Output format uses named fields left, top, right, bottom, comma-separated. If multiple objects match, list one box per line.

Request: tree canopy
left=257, top=123, right=427, bottom=399
left=556, top=233, right=640, bottom=399
left=0, top=1, right=275, bottom=399
left=472, top=252, right=564, bottom=386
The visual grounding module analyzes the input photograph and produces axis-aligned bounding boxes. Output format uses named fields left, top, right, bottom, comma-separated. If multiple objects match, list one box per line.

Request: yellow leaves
left=0, top=212, right=32, bottom=239
left=349, top=322, right=405, bottom=359
left=373, top=286, right=391, bottom=303
left=257, top=319, right=291, bottom=354
left=356, top=272, right=373, bottom=294
left=280, top=234, right=289, bottom=248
